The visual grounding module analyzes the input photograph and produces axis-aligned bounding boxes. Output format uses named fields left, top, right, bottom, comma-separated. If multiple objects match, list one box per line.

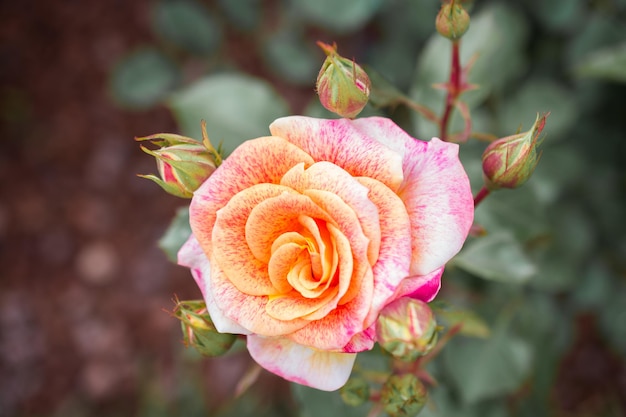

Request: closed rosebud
left=316, top=41, right=370, bottom=119
left=376, top=298, right=438, bottom=362
left=174, top=299, right=237, bottom=357
left=381, top=374, right=428, bottom=417
left=482, top=113, right=549, bottom=191
left=340, top=378, right=370, bottom=407
left=136, top=121, right=220, bottom=198
left=436, top=1, right=470, bottom=41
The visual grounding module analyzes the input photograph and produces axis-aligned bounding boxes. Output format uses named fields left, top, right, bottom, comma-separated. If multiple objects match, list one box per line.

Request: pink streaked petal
left=265, top=288, right=338, bottom=321
left=177, top=234, right=208, bottom=298
left=281, top=161, right=381, bottom=265
left=269, top=116, right=404, bottom=191
left=342, top=325, right=376, bottom=353
left=287, top=268, right=374, bottom=351
left=400, top=138, right=474, bottom=275
left=212, top=183, right=296, bottom=296
left=247, top=335, right=356, bottom=391
left=190, top=136, right=314, bottom=257
left=393, top=267, right=444, bottom=303
left=210, top=254, right=309, bottom=336
left=356, top=177, right=413, bottom=327
left=177, top=235, right=251, bottom=335
left=351, top=118, right=474, bottom=275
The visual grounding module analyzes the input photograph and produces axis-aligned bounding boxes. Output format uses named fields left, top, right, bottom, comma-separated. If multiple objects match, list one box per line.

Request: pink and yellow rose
left=178, top=116, right=474, bottom=391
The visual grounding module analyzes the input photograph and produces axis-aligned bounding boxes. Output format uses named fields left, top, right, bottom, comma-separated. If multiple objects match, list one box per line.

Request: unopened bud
left=340, top=378, right=370, bottom=407
left=381, top=374, right=428, bottom=417
left=436, top=1, right=470, bottom=41
left=376, top=298, right=438, bottom=362
left=136, top=121, right=220, bottom=198
left=316, top=41, right=370, bottom=119
left=482, top=113, right=549, bottom=191
left=174, top=299, right=236, bottom=356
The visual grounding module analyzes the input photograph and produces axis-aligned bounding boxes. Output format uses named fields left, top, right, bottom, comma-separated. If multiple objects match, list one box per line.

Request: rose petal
left=270, top=117, right=404, bottom=191
left=342, top=325, right=376, bottom=353
left=209, top=255, right=309, bottom=336
left=212, top=183, right=298, bottom=296
left=356, top=177, right=413, bottom=327
left=393, top=267, right=444, bottom=303
left=351, top=117, right=474, bottom=275
left=281, top=161, right=381, bottom=265
left=178, top=236, right=251, bottom=335
left=287, top=267, right=374, bottom=351
left=190, top=136, right=314, bottom=257
left=247, top=335, right=356, bottom=391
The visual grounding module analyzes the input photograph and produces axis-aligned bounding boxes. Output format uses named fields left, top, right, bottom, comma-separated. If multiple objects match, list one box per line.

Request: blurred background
left=1, top=0, right=625, bottom=416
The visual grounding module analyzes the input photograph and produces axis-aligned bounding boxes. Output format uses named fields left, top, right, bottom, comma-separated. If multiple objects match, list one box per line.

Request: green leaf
left=110, top=48, right=179, bottom=109
left=292, top=383, right=371, bottom=417
left=473, top=185, right=549, bottom=241
left=167, top=73, right=289, bottom=156
left=217, top=0, right=260, bottom=31
left=158, top=206, right=191, bottom=262
left=263, top=29, right=319, bottom=85
left=291, top=0, right=383, bottom=33
left=430, top=300, right=491, bottom=338
left=443, top=324, right=533, bottom=404
left=497, top=79, right=578, bottom=140
left=453, top=232, right=537, bottom=284
left=366, top=65, right=408, bottom=108
left=574, top=42, right=626, bottom=83
left=410, top=3, right=529, bottom=139
left=152, top=0, right=221, bottom=55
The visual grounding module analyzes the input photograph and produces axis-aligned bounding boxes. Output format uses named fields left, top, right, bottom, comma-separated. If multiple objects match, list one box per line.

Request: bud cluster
left=376, top=298, right=439, bottom=362
left=482, top=113, right=549, bottom=190
left=316, top=41, right=371, bottom=119
left=136, top=121, right=220, bottom=198
left=173, top=299, right=236, bottom=356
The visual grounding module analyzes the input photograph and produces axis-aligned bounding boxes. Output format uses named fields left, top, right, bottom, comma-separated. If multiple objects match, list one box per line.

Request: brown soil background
left=0, top=1, right=208, bottom=415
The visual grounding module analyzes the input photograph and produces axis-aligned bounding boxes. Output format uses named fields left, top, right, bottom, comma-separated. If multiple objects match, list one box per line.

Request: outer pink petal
left=342, top=325, right=376, bottom=353
left=269, top=116, right=404, bottom=192
left=177, top=236, right=251, bottom=335
left=393, top=267, right=444, bottom=303
left=247, top=335, right=356, bottom=391
left=356, top=177, right=412, bottom=327
left=190, top=136, right=314, bottom=257
left=351, top=117, right=474, bottom=275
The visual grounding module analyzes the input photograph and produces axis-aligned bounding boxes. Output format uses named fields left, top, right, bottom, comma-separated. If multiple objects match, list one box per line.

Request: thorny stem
left=439, top=40, right=461, bottom=141
left=473, top=186, right=491, bottom=207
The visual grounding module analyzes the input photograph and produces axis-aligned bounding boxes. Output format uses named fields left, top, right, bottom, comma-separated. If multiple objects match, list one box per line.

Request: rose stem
left=473, top=186, right=491, bottom=208
left=439, top=40, right=461, bottom=142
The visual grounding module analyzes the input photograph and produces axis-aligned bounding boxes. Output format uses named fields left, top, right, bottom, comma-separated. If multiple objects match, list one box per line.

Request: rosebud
left=316, top=41, right=370, bottom=119
left=436, top=1, right=470, bottom=41
left=481, top=113, right=549, bottom=191
left=174, top=299, right=237, bottom=356
left=136, top=121, right=220, bottom=198
left=340, top=378, right=370, bottom=407
left=376, top=298, right=438, bottom=362
left=380, top=374, right=428, bottom=417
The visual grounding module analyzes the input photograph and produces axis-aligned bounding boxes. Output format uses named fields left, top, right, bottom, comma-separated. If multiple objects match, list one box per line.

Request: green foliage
left=110, top=0, right=626, bottom=415
left=158, top=206, right=191, bottom=262
left=110, top=47, right=179, bottom=109
left=290, top=0, right=384, bottom=33
left=574, top=42, right=626, bottom=83
left=152, top=0, right=222, bottom=55
left=443, top=323, right=533, bottom=404
left=167, top=74, right=289, bottom=156
left=454, top=232, right=537, bottom=284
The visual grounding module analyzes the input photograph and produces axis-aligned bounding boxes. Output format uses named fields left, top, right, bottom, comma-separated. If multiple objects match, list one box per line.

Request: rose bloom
left=179, top=116, right=473, bottom=391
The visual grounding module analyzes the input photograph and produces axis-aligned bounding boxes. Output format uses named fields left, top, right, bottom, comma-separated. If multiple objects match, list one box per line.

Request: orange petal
left=190, top=136, right=314, bottom=258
